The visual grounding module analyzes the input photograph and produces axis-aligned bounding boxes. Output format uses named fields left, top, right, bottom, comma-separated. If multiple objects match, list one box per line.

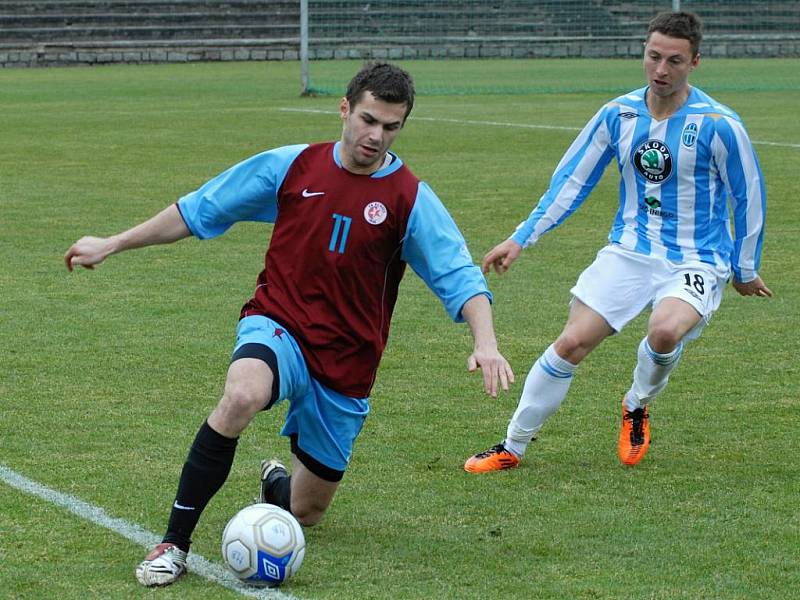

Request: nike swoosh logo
left=173, top=502, right=196, bottom=511
left=302, top=188, right=325, bottom=198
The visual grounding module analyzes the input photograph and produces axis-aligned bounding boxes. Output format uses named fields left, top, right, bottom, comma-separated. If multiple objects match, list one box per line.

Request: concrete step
left=0, top=0, right=296, bottom=15
left=0, top=23, right=299, bottom=42
left=0, top=12, right=298, bottom=26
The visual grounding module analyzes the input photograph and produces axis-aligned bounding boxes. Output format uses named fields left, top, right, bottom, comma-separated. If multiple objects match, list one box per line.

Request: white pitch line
left=751, top=139, right=800, bottom=148
left=278, top=107, right=579, bottom=132
left=278, top=107, right=800, bottom=148
left=0, top=464, right=305, bottom=600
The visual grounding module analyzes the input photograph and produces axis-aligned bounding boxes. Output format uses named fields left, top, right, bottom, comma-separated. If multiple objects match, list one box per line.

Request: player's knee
left=553, top=332, right=589, bottom=364
left=220, top=380, right=270, bottom=419
left=647, top=323, right=682, bottom=353
left=229, top=386, right=268, bottom=411
left=289, top=488, right=333, bottom=527
left=292, top=504, right=326, bottom=527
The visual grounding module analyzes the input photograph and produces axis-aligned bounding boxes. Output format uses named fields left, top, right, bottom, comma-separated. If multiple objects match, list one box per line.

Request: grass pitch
left=1, top=58, right=798, bottom=599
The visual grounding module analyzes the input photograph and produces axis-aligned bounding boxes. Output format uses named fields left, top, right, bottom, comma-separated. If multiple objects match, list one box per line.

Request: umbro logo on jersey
left=302, top=188, right=325, bottom=198
left=619, top=112, right=638, bottom=119
left=633, top=139, right=673, bottom=183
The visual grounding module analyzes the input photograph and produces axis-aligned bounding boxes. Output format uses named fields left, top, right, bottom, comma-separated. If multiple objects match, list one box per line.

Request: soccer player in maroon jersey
left=64, top=62, right=514, bottom=587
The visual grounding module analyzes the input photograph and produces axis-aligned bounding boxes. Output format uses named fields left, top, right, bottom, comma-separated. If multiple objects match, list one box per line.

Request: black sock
left=162, top=421, right=238, bottom=551
left=266, top=474, right=292, bottom=513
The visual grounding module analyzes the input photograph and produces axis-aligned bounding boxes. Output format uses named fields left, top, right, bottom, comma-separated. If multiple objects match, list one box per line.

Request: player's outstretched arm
left=64, top=204, right=191, bottom=271
left=461, top=294, right=515, bottom=397
left=481, top=239, right=523, bottom=275
left=732, top=276, right=773, bottom=298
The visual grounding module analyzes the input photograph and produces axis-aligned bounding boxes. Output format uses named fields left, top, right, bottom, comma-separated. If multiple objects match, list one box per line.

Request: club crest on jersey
left=633, top=139, right=673, bottom=183
left=364, top=201, right=387, bottom=225
left=681, top=122, right=698, bottom=148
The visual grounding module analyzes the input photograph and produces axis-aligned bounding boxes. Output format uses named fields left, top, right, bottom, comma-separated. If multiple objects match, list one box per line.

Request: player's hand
left=481, top=239, right=522, bottom=274
left=467, top=346, right=515, bottom=398
left=64, top=236, right=114, bottom=271
left=732, top=276, right=773, bottom=298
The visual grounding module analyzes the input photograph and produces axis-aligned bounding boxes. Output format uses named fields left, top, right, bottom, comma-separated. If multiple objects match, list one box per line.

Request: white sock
left=625, top=338, right=683, bottom=411
left=504, top=344, right=577, bottom=457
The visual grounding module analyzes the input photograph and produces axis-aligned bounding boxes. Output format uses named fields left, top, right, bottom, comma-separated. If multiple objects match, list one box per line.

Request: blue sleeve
left=400, top=182, right=491, bottom=322
left=715, top=117, right=765, bottom=282
left=176, top=144, right=308, bottom=239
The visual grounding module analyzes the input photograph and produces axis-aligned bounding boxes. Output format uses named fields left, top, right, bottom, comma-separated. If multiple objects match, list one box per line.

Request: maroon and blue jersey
left=177, top=142, right=490, bottom=397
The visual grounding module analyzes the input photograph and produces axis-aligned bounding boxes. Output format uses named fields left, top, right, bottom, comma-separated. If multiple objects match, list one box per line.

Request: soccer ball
left=221, top=503, right=305, bottom=586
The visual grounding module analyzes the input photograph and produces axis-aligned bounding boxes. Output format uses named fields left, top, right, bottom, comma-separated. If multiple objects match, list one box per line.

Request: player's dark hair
left=647, top=11, right=703, bottom=57
left=346, top=61, right=415, bottom=122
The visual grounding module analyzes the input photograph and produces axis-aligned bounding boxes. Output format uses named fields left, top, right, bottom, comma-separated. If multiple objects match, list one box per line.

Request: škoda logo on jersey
left=633, top=139, right=673, bottom=183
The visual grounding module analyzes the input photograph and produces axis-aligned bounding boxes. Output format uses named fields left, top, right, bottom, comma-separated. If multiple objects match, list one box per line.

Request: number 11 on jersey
left=329, top=213, right=352, bottom=254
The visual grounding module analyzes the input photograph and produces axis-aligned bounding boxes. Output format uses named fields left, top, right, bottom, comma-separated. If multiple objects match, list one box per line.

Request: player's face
left=643, top=31, right=699, bottom=99
left=339, top=92, right=406, bottom=174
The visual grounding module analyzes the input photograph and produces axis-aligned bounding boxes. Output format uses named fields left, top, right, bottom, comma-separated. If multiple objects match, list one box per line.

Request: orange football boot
left=464, top=443, right=520, bottom=473
left=618, top=397, right=651, bottom=466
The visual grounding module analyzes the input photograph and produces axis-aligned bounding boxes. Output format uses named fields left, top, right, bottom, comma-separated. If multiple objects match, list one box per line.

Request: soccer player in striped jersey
left=65, top=62, right=514, bottom=587
left=465, top=11, right=771, bottom=474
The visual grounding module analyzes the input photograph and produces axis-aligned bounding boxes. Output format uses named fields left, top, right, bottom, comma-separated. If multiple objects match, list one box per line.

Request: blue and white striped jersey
left=511, top=86, right=766, bottom=282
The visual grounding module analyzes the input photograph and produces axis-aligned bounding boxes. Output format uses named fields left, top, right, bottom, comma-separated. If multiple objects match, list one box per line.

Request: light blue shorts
left=233, top=315, right=370, bottom=480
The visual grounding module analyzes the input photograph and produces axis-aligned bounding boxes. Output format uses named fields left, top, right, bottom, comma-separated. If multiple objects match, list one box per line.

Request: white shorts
left=571, top=244, right=728, bottom=340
